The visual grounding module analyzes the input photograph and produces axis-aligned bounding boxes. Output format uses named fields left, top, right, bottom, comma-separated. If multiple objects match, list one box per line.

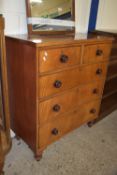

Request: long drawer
left=83, top=44, right=111, bottom=64
left=39, top=81, right=104, bottom=125
left=39, top=62, right=107, bottom=98
left=39, top=100, right=100, bottom=148
left=39, top=46, right=81, bottom=73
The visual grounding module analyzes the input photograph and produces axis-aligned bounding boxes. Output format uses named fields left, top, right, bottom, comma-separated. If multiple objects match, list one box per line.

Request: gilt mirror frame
left=25, top=0, right=75, bottom=35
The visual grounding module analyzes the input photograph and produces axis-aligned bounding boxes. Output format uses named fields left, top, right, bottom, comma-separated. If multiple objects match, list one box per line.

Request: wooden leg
left=1, top=171, right=4, bottom=175
left=0, top=162, right=4, bottom=175
left=35, top=150, right=43, bottom=161
left=35, top=154, right=43, bottom=161
left=87, top=120, right=96, bottom=127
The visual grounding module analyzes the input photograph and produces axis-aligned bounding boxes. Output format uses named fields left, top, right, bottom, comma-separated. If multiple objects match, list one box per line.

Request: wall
left=96, top=0, right=117, bottom=30
left=0, top=0, right=91, bottom=34
left=0, top=0, right=27, bottom=34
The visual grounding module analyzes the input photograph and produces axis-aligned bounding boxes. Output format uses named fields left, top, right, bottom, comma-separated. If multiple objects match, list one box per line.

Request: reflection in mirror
left=26, top=0, right=75, bottom=33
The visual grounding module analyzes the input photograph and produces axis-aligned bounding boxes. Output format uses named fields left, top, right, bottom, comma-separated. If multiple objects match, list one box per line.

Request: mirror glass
left=28, top=0, right=75, bottom=32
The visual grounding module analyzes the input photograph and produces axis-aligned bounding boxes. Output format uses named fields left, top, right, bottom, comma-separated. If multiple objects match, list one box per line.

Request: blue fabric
left=88, top=0, right=99, bottom=31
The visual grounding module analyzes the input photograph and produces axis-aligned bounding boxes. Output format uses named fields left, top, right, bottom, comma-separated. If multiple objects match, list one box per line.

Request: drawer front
left=83, top=44, right=111, bottom=64
left=39, top=63, right=107, bottom=98
left=39, top=46, right=81, bottom=73
left=39, top=81, right=104, bottom=125
left=39, top=100, right=100, bottom=148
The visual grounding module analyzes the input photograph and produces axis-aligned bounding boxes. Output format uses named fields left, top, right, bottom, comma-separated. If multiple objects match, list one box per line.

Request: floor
left=4, top=111, right=117, bottom=175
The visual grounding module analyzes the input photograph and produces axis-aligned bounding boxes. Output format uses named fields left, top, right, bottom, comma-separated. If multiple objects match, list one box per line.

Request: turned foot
left=0, top=162, right=4, bottom=175
left=1, top=171, right=4, bottom=175
left=87, top=120, right=95, bottom=127
left=35, top=154, right=43, bottom=161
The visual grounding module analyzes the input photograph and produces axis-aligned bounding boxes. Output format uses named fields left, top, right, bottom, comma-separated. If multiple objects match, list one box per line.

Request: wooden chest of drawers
left=5, top=34, right=112, bottom=160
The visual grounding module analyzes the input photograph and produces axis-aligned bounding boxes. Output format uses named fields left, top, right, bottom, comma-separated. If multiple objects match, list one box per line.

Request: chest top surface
left=6, top=33, right=113, bottom=48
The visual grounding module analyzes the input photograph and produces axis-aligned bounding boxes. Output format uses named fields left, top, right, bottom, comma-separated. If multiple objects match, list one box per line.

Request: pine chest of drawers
left=5, top=34, right=112, bottom=160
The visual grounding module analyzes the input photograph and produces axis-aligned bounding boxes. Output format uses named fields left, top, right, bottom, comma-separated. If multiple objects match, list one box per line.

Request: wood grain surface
left=39, top=46, right=81, bottom=73
left=39, top=100, right=100, bottom=148
left=39, top=62, right=107, bottom=98
left=39, top=81, right=104, bottom=125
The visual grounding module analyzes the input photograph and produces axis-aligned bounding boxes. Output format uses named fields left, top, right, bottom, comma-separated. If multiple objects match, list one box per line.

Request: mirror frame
left=25, top=0, right=75, bottom=35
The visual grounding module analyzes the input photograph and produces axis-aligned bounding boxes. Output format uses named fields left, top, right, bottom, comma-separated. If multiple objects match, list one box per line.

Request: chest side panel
left=6, top=37, right=37, bottom=152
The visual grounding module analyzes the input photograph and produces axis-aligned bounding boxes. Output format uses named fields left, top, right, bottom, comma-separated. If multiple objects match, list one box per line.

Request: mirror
left=26, top=0, right=75, bottom=35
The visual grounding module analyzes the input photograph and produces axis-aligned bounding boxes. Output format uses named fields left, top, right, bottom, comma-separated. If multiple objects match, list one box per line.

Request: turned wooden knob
left=54, top=80, right=62, bottom=88
left=93, top=88, right=99, bottom=94
left=51, top=128, right=59, bottom=135
left=90, top=108, right=96, bottom=114
left=53, top=104, right=61, bottom=112
left=60, top=54, right=68, bottom=63
left=96, top=68, right=103, bottom=75
left=96, top=49, right=103, bottom=56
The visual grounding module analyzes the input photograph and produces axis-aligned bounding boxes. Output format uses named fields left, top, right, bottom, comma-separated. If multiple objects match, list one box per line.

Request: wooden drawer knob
left=90, top=108, right=96, bottom=114
left=96, top=68, right=103, bottom=75
left=54, top=80, right=62, bottom=88
left=93, top=88, right=99, bottom=94
left=51, top=128, right=59, bottom=135
left=96, top=49, right=103, bottom=56
left=53, top=104, right=61, bottom=112
left=60, top=54, right=68, bottom=63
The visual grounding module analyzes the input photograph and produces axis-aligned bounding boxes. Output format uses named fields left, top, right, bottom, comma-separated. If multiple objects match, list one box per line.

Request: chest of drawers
left=6, top=34, right=112, bottom=160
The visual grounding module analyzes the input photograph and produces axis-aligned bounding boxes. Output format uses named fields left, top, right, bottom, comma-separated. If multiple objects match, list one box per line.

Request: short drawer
left=83, top=44, right=111, bottom=64
left=39, top=46, right=81, bottom=73
left=39, top=62, right=107, bottom=98
left=39, top=100, right=100, bottom=148
left=39, top=81, right=104, bottom=125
